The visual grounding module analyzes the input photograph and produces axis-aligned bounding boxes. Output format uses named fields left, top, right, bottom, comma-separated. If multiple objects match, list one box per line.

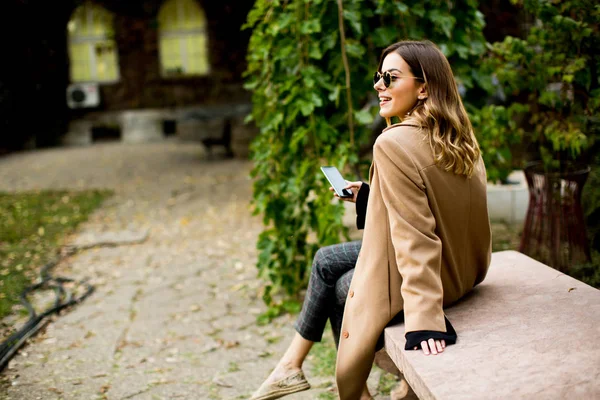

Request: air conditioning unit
left=67, top=83, right=100, bottom=109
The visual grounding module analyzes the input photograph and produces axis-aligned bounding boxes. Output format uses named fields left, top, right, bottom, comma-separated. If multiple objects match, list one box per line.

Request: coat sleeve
left=373, top=134, right=446, bottom=333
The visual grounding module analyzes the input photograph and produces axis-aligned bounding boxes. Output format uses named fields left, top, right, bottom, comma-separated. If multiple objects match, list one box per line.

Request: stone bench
left=381, top=250, right=600, bottom=399
left=175, top=104, right=257, bottom=158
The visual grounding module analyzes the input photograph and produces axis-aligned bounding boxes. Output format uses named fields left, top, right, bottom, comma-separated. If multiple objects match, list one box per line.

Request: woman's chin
left=379, top=109, right=394, bottom=118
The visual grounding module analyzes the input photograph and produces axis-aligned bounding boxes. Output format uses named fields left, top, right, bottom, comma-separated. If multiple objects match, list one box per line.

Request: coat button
left=343, top=331, right=349, bottom=339
left=349, top=290, right=354, bottom=298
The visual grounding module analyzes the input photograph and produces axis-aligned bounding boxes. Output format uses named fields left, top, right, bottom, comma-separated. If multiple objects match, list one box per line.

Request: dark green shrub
left=479, top=0, right=599, bottom=169
left=479, top=0, right=600, bottom=282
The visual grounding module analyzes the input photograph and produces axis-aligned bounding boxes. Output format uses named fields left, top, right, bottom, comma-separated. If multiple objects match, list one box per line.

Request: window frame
left=67, top=2, right=120, bottom=84
left=158, top=0, right=210, bottom=78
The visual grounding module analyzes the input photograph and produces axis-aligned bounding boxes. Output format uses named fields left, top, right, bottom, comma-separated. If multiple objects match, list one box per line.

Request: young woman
left=251, top=40, right=491, bottom=400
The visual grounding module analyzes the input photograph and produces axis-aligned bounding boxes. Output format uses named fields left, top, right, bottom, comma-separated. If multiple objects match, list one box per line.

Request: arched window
left=158, top=0, right=209, bottom=77
left=67, top=2, right=119, bottom=83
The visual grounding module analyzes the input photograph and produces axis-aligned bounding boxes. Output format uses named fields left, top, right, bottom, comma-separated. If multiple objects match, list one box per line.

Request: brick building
left=1, top=0, right=256, bottom=155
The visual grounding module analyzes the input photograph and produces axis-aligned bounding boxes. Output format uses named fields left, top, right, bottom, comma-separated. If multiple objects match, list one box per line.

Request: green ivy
left=244, top=0, right=487, bottom=308
left=470, top=104, right=528, bottom=183
left=480, top=0, right=600, bottom=170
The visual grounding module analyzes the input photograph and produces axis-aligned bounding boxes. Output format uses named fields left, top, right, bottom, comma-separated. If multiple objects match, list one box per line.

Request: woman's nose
left=373, top=79, right=384, bottom=91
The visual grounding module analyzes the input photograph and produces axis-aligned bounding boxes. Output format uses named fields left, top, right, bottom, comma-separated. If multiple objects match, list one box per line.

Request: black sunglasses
left=373, top=70, right=423, bottom=88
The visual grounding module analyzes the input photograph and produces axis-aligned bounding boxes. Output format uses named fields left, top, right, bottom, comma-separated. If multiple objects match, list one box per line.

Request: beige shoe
left=390, top=378, right=410, bottom=400
left=250, top=370, right=311, bottom=400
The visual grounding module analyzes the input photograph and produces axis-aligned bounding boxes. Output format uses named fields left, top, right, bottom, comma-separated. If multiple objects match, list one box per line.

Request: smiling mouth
left=379, top=96, right=391, bottom=106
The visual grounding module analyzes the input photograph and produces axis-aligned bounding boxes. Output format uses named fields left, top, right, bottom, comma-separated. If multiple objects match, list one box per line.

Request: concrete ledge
left=61, top=105, right=258, bottom=157
left=486, top=170, right=529, bottom=224
left=120, top=109, right=165, bottom=143
left=383, top=251, right=600, bottom=400
left=62, top=120, right=93, bottom=146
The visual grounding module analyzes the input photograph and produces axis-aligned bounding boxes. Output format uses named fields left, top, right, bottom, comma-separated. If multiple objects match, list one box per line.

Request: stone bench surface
left=384, top=250, right=600, bottom=400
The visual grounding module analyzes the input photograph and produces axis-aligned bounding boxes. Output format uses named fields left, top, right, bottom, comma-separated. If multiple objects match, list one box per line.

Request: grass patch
left=228, top=361, right=240, bottom=372
left=570, top=250, right=600, bottom=289
left=0, top=189, right=112, bottom=319
left=490, top=221, right=521, bottom=252
left=318, top=391, right=337, bottom=400
left=376, top=367, right=399, bottom=395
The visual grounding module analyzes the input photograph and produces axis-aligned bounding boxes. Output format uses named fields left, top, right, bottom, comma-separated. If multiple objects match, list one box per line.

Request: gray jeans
left=294, top=240, right=361, bottom=347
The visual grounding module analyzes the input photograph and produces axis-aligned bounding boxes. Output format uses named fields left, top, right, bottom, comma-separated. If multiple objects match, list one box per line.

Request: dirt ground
left=0, top=140, right=409, bottom=399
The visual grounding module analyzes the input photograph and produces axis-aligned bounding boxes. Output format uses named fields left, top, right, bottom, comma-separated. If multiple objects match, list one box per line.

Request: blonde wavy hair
left=379, top=41, right=481, bottom=177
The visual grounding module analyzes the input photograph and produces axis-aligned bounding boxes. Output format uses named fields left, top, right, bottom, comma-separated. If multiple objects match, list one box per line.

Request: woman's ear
left=417, top=85, right=428, bottom=100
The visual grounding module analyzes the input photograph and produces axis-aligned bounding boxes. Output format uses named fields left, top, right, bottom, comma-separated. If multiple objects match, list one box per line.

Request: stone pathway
left=0, top=140, right=398, bottom=399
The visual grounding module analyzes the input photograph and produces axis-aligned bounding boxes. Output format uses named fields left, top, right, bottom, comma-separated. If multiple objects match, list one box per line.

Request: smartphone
left=321, top=166, right=353, bottom=198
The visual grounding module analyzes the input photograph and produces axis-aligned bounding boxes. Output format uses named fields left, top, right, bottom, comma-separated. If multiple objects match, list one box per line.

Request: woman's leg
left=294, top=241, right=362, bottom=343
left=254, top=241, right=361, bottom=389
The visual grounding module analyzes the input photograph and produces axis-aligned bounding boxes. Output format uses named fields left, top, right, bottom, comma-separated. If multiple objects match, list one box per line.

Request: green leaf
left=299, top=100, right=315, bottom=116
left=343, top=9, right=362, bottom=35
left=354, top=109, right=374, bottom=125
left=345, top=40, right=365, bottom=58
left=308, top=41, right=323, bottom=59
left=429, top=10, right=455, bottom=39
left=300, top=19, right=321, bottom=34
left=395, top=2, right=409, bottom=14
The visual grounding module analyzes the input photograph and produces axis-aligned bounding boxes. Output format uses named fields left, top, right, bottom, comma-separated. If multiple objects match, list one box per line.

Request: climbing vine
left=244, top=0, right=487, bottom=309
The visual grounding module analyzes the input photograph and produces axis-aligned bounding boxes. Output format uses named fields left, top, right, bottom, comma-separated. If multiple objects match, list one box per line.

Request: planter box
left=486, top=170, right=529, bottom=225
left=120, top=109, right=165, bottom=143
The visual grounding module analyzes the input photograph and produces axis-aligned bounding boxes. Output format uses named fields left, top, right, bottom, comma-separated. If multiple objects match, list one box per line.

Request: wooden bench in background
left=378, top=251, right=600, bottom=399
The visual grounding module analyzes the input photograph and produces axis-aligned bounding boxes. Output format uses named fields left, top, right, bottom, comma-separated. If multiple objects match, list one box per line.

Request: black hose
left=0, top=247, right=94, bottom=372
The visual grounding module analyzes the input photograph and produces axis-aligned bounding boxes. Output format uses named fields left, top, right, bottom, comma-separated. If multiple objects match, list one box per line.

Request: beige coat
left=335, top=123, right=492, bottom=398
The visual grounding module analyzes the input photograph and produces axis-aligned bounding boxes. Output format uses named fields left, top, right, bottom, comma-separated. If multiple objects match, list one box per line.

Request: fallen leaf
left=229, top=283, right=247, bottom=292
left=215, top=339, right=240, bottom=349
left=99, top=384, right=111, bottom=394
left=225, top=340, right=240, bottom=349
left=202, top=344, right=218, bottom=354
left=258, top=351, right=272, bottom=358
left=213, top=378, right=233, bottom=388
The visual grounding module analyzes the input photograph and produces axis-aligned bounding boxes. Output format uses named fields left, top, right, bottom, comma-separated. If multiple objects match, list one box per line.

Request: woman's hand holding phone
left=330, top=181, right=363, bottom=203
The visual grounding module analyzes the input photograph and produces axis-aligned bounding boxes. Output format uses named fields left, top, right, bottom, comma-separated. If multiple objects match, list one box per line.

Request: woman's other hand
left=330, top=181, right=363, bottom=203
left=414, top=339, right=446, bottom=355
